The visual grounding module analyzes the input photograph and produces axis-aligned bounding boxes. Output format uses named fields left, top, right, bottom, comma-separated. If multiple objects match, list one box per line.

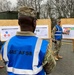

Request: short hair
left=57, top=19, right=61, bottom=23
left=18, top=16, right=35, bottom=26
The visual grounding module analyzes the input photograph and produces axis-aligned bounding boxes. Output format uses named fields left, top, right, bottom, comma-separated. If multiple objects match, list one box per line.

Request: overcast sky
left=7, top=0, right=17, bottom=6
left=7, top=0, right=47, bottom=7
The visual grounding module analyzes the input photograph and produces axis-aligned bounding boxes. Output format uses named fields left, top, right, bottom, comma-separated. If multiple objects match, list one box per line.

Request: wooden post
left=72, top=40, right=74, bottom=52
left=61, top=18, right=74, bottom=52
left=0, top=54, right=2, bottom=60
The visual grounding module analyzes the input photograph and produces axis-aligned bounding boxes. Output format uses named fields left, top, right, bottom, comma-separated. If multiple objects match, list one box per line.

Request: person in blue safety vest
left=52, top=19, right=69, bottom=61
left=1, top=6, right=56, bottom=75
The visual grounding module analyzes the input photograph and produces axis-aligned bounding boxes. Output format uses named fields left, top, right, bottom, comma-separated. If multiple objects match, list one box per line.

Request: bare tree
left=47, top=0, right=74, bottom=18
left=0, top=0, right=11, bottom=12
left=16, top=0, right=74, bottom=19
left=17, top=0, right=43, bottom=18
left=17, top=0, right=27, bottom=6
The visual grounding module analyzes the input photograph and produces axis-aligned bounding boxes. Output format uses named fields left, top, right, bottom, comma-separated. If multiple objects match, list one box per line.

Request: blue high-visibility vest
left=1, top=35, right=49, bottom=75
left=54, top=25, right=63, bottom=40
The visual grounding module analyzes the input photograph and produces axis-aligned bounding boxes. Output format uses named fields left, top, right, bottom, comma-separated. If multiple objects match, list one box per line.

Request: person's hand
left=52, top=39, right=57, bottom=44
left=65, top=31, right=69, bottom=35
left=63, top=30, right=70, bottom=35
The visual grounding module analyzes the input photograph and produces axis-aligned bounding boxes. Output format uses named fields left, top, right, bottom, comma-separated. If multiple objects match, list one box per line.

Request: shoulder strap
left=55, top=25, right=59, bottom=31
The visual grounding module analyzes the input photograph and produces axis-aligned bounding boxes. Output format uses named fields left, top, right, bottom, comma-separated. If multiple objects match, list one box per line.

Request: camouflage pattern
left=52, top=26, right=62, bottom=56
left=18, top=6, right=37, bottom=18
left=51, top=26, right=57, bottom=39
left=54, top=40, right=62, bottom=55
left=43, top=44, right=56, bottom=74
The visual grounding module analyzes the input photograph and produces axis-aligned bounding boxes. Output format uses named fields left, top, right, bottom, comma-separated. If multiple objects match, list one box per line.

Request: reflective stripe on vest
left=7, top=66, right=42, bottom=74
left=56, top=31, right=62, bottom=32
left=55, top=34, right=62, bottom=35
left=3, top=40, right=10, bottom=62
left=3, top=38, right=43, bottom=75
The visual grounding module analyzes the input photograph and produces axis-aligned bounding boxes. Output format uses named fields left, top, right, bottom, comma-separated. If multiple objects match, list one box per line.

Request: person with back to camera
left=1, top=6, right=56, bottom=75
left=52, top=19, right=69, bottom=61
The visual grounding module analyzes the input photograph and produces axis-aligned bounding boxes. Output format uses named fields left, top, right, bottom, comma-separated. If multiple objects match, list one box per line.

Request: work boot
left=0, top=66, right=4, bottom=68
left=54, top=56, right=58, bottom=61
left=57, top=55, right=62, bottom=59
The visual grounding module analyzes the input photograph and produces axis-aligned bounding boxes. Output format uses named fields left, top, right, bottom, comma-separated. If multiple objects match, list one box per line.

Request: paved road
left=0, top=60, right=7, bottom=75
left=50, top=40, right=74, bottom=75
